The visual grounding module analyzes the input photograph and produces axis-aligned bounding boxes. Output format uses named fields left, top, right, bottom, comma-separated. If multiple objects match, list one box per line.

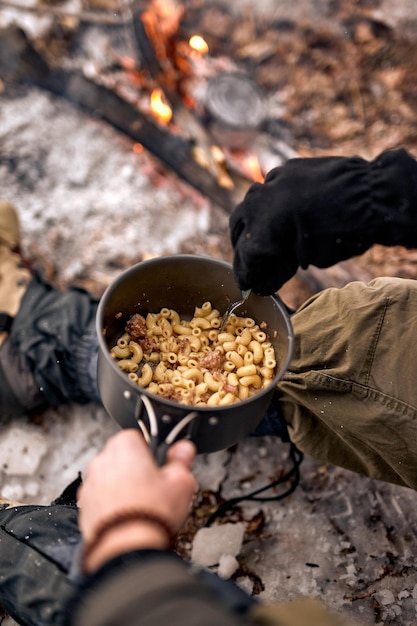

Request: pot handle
left=135, top=394, right=199, bottom=465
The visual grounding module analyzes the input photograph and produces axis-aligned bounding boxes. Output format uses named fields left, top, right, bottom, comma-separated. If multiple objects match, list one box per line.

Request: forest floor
left=2, top=1, right=417, bottom=624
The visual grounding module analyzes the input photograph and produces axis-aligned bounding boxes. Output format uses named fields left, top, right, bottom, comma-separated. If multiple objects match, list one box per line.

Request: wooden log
left=130, top=8, right=244, bottom=191
left=0, top=26, right=251, bottom=213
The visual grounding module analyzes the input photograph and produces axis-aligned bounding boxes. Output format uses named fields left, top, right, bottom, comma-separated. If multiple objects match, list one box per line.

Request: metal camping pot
left=96, top=255, right=294, bottom=454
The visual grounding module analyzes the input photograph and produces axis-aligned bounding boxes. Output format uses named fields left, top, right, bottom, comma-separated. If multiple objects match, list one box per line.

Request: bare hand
left=77, top=429, right=197, bottom=571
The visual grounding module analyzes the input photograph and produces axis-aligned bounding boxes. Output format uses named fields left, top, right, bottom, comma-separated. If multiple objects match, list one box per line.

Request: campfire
left=0, top=0, right=301, bottom=213
left=2, top=0, right=417, bottom=292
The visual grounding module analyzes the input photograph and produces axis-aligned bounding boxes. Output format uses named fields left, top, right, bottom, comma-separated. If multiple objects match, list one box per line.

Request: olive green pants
left=278, top=277, right=417, bottom=489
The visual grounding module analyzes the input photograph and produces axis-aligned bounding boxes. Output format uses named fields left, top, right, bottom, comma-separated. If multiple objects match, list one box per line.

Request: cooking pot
left=96, top=255, right=294, bottom=454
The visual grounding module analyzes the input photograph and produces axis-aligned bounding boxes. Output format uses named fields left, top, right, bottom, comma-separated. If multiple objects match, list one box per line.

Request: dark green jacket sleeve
left=68, top=549, right=364, bottom=626
left=69, top=551, right=251, bottom=626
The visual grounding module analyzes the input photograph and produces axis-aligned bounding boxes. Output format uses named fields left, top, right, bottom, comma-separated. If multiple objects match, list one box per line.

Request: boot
left=0, top=201, right=42, bottom=421
left=0, top=201, right=101, bottom=423
left=0, top=201, right=31, bottom=349
left=0, top=495, right=25, bottom=510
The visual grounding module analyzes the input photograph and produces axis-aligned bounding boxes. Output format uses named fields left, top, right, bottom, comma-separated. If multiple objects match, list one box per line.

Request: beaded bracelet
left=81, top=509, right=176, bottom=569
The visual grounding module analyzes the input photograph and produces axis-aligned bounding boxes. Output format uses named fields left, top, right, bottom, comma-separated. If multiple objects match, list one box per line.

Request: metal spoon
left=220, top=289, right=251, bottom=330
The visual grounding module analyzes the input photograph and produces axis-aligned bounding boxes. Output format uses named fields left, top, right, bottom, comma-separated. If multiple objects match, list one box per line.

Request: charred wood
left=0, top=26, right=251, bottom=212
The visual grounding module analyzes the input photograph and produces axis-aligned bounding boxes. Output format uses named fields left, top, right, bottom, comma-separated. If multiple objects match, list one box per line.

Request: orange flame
left=141, top=0, right=184, bottom=62
left=150, top=88, right=173, bottom=124
left=189, top=35, right=209, bottom=55
left=132, top=143, right=144, bottom=154
left=242, top=154, right=264, bottom=183
left=152, top=0, right=183, bottom=36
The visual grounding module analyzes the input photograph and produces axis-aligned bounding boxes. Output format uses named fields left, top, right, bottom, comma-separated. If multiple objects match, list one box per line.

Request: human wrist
left=82, top=510, right=176, bottom=573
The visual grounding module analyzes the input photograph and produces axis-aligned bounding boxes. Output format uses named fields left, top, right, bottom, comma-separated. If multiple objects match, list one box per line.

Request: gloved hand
left=230, top=148, right=417, bottom=295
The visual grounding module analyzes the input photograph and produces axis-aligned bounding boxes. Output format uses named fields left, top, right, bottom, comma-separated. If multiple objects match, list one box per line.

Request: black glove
left=230, top=148, right=417, bottom=295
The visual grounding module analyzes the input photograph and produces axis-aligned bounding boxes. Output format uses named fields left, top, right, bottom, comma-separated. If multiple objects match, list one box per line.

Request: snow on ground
left=2, top=2, right=417, bottom=624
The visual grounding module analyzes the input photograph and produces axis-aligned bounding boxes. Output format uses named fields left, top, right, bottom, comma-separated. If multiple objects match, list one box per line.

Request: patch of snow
left=191, top=522, right=246, bottom=567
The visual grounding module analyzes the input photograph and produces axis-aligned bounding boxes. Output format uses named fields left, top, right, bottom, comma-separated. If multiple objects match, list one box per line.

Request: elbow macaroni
left=110, top=302, right=278, bottom=406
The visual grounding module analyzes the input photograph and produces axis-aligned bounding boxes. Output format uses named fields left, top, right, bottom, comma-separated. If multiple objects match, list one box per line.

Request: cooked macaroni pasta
left=110, top=303, right=278, bottom=406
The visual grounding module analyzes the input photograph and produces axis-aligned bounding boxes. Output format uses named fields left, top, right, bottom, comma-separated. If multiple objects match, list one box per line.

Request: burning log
left=132, top=5, right=236, bottom=190
left=132, top=0, right=188, bottom=97
left=131, top=4, right=266, bottom=193
left=0, top=26, right=251, bottom=213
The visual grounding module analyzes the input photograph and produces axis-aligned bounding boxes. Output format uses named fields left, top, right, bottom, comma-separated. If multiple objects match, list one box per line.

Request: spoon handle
left=220, top=289, right=251, bottom=330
